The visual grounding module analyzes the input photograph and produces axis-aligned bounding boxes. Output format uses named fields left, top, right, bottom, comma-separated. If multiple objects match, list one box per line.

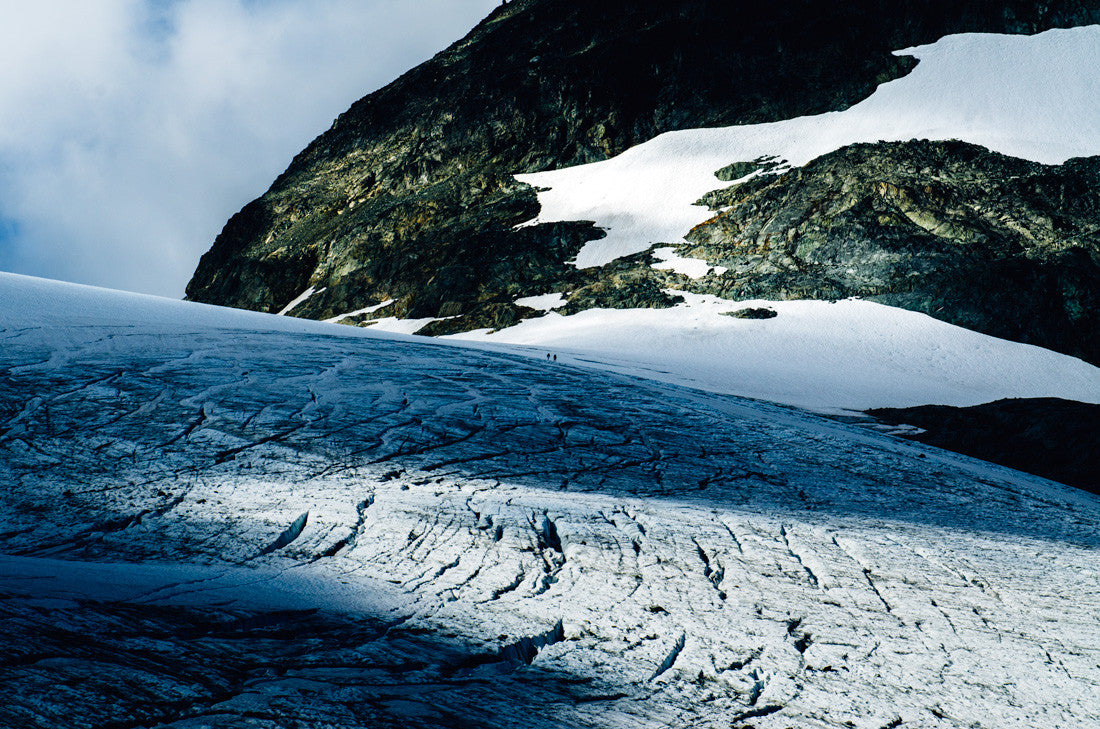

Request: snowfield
left=2, top=273, right=1099, bottom=728
left=13, top=270, right=1098, bottom=414
left=447, top=292, right=1100, bottom=413
left=515, top=26, right=1100, bottom=268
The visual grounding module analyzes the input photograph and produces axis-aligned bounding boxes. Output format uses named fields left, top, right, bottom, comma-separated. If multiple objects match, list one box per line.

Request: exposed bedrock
left=686, top=140, right=1100, bottom=364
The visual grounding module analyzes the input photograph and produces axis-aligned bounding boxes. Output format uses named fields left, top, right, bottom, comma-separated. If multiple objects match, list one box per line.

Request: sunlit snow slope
left=446, top=292, right=1100, bottom=412
left=516, top=26, right=1100, bottom=268
left=11, top=271, right=1098, bottom=413
left=2, top=273, right=1099, bottom=728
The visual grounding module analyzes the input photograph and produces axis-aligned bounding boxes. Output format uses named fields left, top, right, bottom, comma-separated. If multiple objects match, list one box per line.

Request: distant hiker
left=553, top=354, right=557, bottom=361
left=547, top=353, right=551, bottom=361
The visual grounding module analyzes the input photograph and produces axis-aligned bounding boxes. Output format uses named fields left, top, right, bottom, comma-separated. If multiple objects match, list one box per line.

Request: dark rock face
left=724, top=307, right=778, bottom=320
left=869, top=398, right=1100, bottom=493
left=185, top=0, right=1100, bottom=347
left=686, top=141, right=1100, bottom=364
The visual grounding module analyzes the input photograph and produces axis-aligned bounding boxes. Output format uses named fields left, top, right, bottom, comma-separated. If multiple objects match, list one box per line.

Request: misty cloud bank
left=0, top=0, right=497, bottom=296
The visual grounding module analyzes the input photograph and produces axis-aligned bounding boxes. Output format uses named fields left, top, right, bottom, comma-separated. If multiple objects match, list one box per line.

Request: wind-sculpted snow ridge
left=2, top=275, right=1100, bottom=728
left=518, top=26, right=1100, bottom=268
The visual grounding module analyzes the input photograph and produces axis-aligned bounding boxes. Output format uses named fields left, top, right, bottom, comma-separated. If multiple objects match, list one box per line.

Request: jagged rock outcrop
left=185, top=0, right=1100, bottom=358
left=683, top=140, right=1100, bottom=363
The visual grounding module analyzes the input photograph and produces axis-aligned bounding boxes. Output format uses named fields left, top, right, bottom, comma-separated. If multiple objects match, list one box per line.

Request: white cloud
left=0, top=0, right=499, bottom=296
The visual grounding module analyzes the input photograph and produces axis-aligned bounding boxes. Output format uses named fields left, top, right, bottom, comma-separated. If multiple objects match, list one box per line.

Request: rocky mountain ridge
left=185, top=0, right=1100, bottom=365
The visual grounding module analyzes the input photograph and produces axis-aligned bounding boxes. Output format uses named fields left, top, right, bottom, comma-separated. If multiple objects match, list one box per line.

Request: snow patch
left=324, top=299, right=396, bottom=323
left=516, top=26, right=1100, bottom=268
left=448, top=292, right=1100, bottom=412
left=651, top=247, right=727, bottom=278
left=276, top=286, right=325, bottom=316
left=515, top=293, right=567, bottom=311
left=364, top=315, right=457, bottom=335
left=512, top=216, right=542, bottom=229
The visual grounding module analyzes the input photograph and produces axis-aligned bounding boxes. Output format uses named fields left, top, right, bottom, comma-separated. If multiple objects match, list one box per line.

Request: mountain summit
left=185, top=0, right=1100, bottom=365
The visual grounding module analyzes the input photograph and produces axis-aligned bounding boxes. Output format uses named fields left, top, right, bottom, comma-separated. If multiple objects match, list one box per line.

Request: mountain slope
left=183, top=0, right=1100, bottom=365
left=510, top=26, right=1100, bottom=364
left=2, top=274, right=1099, bottom=727
left=444, top=293, right=1100, bottom=413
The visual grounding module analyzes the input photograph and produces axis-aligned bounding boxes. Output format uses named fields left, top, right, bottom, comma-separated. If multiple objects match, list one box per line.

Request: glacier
left=1, top=272, right=1099, bottom=727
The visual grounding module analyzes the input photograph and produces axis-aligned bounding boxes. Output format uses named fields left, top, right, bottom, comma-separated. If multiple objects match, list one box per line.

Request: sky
left=0, top=0, right=499, bottom=297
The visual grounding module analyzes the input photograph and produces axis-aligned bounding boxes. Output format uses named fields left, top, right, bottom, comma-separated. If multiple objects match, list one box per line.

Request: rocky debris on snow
left=723, top=307, right=778, bottom=320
